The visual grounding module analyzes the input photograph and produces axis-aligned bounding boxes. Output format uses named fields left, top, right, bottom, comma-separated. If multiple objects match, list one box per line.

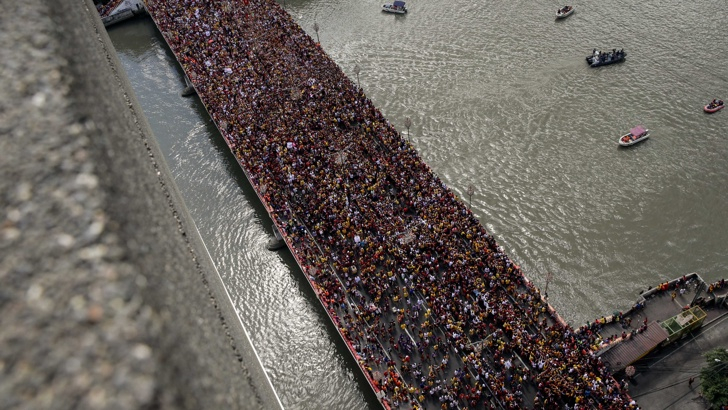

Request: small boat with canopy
left=619, top=125, right=650, bottom=147
left=382, top=0, right=407, bottom=14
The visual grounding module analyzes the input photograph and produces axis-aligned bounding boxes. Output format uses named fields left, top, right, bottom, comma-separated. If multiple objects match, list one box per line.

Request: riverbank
left=0, top=1, right=280, bottom=408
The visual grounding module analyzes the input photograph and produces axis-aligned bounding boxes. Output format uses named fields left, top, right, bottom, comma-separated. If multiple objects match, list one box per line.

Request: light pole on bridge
left=313, top=22, right=320, bottom=44
left=404, top=117, right=412, bottom=141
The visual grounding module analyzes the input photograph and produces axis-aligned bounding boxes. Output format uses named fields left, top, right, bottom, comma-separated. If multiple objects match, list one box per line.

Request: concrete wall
left=0, top=1, right=279, bottom=408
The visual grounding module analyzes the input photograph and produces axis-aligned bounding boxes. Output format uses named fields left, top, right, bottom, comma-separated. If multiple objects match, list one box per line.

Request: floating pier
left=580, top=273, right=727, bottom=373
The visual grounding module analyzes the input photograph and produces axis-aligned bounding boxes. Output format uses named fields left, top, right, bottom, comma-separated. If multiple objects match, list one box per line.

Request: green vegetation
left=700, top=348, right=728, bottom=409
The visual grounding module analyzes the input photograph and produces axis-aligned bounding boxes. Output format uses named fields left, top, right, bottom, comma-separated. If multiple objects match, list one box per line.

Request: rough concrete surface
left=0, top=0, right=278, bottom=409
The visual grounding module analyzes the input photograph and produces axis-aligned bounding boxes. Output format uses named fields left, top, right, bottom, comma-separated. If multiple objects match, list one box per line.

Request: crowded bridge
left=145, top=0, right=638, bottom=408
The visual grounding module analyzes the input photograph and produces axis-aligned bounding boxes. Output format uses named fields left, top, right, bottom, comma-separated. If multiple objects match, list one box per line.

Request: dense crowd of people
left=146, top=0, right=639, bottom=408
left=708, top=278, right=727, bottom=294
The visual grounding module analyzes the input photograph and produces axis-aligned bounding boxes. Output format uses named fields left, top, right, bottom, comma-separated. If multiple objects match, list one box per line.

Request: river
left=106, top=0, right=727, bottom=407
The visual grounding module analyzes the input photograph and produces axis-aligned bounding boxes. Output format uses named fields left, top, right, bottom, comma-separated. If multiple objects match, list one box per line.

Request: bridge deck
left=140, top=0, right=686, bottom=408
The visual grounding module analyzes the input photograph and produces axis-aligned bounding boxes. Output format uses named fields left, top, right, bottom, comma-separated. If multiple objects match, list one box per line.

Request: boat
left=586, top=49, right=626, bottom=67
left=99, top=0, right=146, bottom=27
left=266, top=225, right=286, bottom=251
left=382, top=0, right=407, bottom=14
left=556, top=6, right=574, bottom=19
left=619, top=125, right=650, bottom=147
left=704, top=99, right=724, bottom=113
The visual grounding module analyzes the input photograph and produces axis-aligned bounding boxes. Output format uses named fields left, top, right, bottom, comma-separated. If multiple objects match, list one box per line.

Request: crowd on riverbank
left=146, top=0, right=638, bottom=408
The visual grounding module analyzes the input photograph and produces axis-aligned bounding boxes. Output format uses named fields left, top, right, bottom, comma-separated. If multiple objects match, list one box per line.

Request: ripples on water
left=318, top=0, right=728, bottom=320
left=110, top=0, right=726, bottom=407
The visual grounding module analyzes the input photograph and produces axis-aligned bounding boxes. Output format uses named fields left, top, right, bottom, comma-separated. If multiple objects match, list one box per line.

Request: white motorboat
left=382, top=0, right=407, bottom=14
left=556, top=6, right=574, bottom=19
left=619, top=125, right=650, bottom=147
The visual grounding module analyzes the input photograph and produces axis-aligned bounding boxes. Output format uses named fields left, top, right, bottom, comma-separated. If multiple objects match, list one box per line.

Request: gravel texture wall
left=0, top=0, right=279, bottom=408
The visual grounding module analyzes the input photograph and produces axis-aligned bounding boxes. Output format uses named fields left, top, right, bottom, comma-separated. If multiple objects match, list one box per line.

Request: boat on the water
left=556, top=6, right=574, bottom=19
left=619, top=125, right=650, bottom=147
left=587, top=49, right=626, bottom=67
left=382, top=0, right=407, bottom=14
left=99, top=0, right=146, bottom=27
left=704, top=99, right=724, bottom=113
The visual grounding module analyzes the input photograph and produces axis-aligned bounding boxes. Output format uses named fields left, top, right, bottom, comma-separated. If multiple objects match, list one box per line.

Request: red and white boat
left=619, top=125, right=650, bottom=147
left=704, top=99, right=724, bottom=113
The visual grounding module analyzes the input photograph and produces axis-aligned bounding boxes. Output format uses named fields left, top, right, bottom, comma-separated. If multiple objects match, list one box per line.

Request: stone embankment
left=0, top=0, right=279, bottom=409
